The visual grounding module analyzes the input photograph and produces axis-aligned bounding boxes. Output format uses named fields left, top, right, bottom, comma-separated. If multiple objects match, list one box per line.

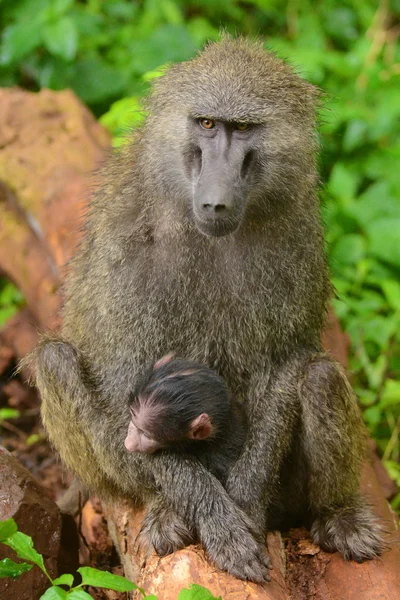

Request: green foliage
left=77, top=566, right=143, bottom=592
left=308, top=3, right=399, bottom=494
left=0, top=408, right=21, bottom=422
left=3, top=531, right=50, bottom=577
left=0, top=518, right=220, bottom=599
left=0, top=519, right=18, bottom=541
left=99, top=96, right=145, bottom=147
left=0, top=558, right=33, bottom=578
left=0, top=280, right=24, bottom=327
left=178, top=584, right=222, bottom=600
left=0, top=0, right=220, bottom=113
left=0, top=0, right=399, bottom=499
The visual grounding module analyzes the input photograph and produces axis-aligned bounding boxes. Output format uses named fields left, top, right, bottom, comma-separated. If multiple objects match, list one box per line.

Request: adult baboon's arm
left=148, top=452, right=272, bottom=582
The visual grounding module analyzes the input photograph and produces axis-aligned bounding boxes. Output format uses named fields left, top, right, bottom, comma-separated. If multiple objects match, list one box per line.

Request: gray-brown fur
left=32, top=37, right=383, bottom=582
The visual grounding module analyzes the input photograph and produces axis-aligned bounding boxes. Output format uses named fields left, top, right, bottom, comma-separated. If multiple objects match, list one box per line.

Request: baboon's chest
left=139, top=258, right=272, bottom=368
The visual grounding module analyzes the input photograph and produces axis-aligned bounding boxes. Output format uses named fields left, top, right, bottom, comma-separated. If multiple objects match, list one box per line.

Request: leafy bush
left=0, top=0, right=399, bottom=501
left=0, top=518, right=220, bottom=599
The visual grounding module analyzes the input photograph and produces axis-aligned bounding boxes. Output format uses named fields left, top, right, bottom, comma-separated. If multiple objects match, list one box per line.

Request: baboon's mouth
left=194, top=217, right=240, bottom=237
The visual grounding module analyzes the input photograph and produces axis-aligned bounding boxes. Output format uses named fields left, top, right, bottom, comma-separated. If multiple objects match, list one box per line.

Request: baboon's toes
left=311, top=504, right=384, bottom=562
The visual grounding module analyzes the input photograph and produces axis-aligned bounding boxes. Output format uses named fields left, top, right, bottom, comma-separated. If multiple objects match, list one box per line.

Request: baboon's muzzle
left=192, top=144, right=251, bottom=237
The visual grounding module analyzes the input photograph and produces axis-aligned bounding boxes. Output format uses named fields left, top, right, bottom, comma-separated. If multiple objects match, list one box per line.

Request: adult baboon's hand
left=203, top=502, right=272, bottom=582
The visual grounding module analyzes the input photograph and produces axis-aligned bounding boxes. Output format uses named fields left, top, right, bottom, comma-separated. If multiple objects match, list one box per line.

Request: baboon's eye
left=199, top=118, right=215, bottom=130
left=236, top=123, right=250, bottom=131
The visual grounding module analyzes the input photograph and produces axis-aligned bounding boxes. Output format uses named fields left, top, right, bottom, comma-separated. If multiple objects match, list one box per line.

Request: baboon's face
left=184, top=118, right=261, bottom=237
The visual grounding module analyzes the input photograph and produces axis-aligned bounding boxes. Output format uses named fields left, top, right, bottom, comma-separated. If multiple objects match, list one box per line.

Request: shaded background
left=0, top=0, right=399, bottom=510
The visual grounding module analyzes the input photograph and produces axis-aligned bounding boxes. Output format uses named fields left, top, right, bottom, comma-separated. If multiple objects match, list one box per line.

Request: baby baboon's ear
left=154, top=354, right=175, bottom=369
left=188, top=413, right=213, bottom=440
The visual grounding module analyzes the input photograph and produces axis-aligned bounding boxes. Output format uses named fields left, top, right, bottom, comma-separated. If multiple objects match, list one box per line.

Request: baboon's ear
left=188, top=413, right=213, bottom=440
left=154, top=354, right=174, bottom=368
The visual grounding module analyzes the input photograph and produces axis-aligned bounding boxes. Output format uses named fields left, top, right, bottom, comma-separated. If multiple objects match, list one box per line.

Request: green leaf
left=7, top=0, right=50, bottom=22
left=380, top=280, right=400, bottom=312
left=358, top=317, right=395, bottom=350
left=0, top=282, right=23, bottom=305
left=43, top=17, right=78, bottom=61
left=142, top=67, right=167, bottom=82
left=323, top=6, right=358, bottom=44
left=26, top=433, right=43, bottom=446
left=71, top=57, right=125, bottom=103
left=331, top=277, right=351, bottom=294
left=178, top=584, right=222, bottom=600
left=384, top=461, right=400, bottom=486
left=0, top=519, right=18, bottom=541
left=160, top=0, right=183, bottom=25
left=77, top=567, right=138, bottom=592
left=0, top=408, right=21, bottom=422
left=349, top=182, right=400, bottom=229
left=129, top=25, right=197, bottom=74
left=99, top=96, right=145, bottom=145
left=356, top=388, right=376, bottom=407
left=66, top=590, right=93, bottom=600
left=4, top=532, right=46, bottom=572
left=0, top=558, right=33, bottom=578
left=391, top=492, right=400, bottom=510
left=363, top=406, right=382, bottom=427
left=327, top=163, right=358, bottom=204
left=381, top=379, right=400, bottom=408
left=52, top=574, right=73, bottom=587
left=0, top=306, right=19, bottom=327
left=40, top=587, right=68, bottom=600
left=343, top=119, right=368, bottom=152
left=187, top=17, right=218, bottom=46
left=330, top=234, right=366, bottom=267
left=0, top=22, right=42, bottom=64
left=368, top=218, right=400, bottom=268
left=51, top=0, right=74, bottom=16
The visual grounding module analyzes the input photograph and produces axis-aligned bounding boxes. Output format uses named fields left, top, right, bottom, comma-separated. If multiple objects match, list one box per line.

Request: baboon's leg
left=225, top=355, right=303, bottom=533
left=34, top=339, right=121, bottom=498
left=300, top=354, right=383, bottom=561
left=226, top=351, right=383, bottom=561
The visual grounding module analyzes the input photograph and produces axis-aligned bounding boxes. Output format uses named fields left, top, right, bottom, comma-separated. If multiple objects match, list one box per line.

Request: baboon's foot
left=139, top=503, right=194, bottom=557
left=311, top=503, right=384, bottom=562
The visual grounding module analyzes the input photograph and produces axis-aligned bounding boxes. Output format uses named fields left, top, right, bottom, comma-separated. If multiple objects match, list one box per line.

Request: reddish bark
left=0, top=88, right=110, bottom=332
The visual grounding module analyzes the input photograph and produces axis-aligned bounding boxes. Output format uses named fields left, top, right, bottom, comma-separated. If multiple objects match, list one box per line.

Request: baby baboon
left=33, top=36, right=382, bottom=582
left=125, top=356, right=251, bottom=559
left=125, top=356, right=247, bottom=484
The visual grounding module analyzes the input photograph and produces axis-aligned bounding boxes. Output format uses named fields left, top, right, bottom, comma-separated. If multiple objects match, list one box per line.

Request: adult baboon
left=34, top=37, right=382, bottom=582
